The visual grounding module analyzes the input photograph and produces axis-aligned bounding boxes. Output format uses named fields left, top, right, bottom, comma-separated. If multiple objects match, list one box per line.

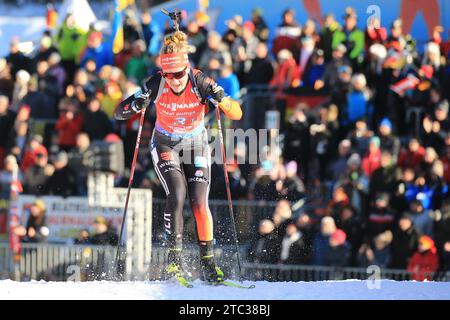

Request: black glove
left=210, top=83, right=225, bottom=102
left=131, top=85, right=151, bottom=113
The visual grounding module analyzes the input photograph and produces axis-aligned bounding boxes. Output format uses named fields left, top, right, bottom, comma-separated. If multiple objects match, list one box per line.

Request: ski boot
left=165, top=248, right=192, bottom=287
left=200, top=255, right=225, bottom=285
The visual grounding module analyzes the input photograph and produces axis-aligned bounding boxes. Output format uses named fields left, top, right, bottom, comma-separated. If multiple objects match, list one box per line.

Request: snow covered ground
left=0, top=280, right=449, bottom=300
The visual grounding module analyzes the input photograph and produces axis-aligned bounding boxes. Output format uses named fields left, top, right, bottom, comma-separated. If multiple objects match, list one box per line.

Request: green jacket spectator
left=55, top=16, right=88, bottom=63
left=332, top=7, right=365, bottom=65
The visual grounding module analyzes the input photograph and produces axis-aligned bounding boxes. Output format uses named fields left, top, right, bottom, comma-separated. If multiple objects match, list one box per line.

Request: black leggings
left=151, top=130, right=213, bottom=247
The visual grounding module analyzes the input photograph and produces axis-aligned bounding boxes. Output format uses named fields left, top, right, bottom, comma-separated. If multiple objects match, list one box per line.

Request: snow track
left=1, top=280, right=449, bottom=300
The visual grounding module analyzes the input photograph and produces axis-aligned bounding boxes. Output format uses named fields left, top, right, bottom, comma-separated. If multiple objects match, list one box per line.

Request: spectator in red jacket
left=362, top=136, right=381, bottom=177
left=20, top=135, right=48, bottom=172
left=271, top=49, right=300, bottom=89
left=365, top=17, right=387, bottom=52
left=398, top=138, right=426, bottom=171
left=55, top=98, right=84, bottom=151
left=407, top=235, right=440, bottom=281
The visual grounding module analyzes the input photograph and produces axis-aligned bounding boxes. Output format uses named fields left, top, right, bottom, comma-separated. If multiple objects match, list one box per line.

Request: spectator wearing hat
left=22, top=199, right=50, bottom=243
left=332, top=7, right=365, bottom=69
left=302, top=49, right=325, bottom=88
left=46, top=151, right=77, bottom=197
left=407, top=235, right=439, bottom=281
left=79, top=8, right=121, bottom=72
left=88, top=216, right=118, bottom=246
left=251, top=8, right=270, bottom=43
left=378, top=117, right=400, bottom=159
left=324, top=229, right=351, bottom=267
left=357, top=231, right=393, bottom=268
left=390, top=214, right=421, bottom=269
left=279, top=221, right=307, bottom=264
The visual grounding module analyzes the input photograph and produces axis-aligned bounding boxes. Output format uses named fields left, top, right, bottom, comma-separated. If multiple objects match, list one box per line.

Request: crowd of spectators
left=0, top=5, right=450, bottom=279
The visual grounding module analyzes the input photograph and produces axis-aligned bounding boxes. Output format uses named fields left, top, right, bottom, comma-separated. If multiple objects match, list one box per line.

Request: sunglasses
left=162, top=67, right=188, bottom=80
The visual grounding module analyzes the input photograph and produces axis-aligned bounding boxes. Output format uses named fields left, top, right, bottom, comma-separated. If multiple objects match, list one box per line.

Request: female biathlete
left=114, top=31, right=242, bottom=284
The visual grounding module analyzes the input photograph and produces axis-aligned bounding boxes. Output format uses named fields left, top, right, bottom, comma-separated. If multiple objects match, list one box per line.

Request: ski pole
left=209, top=97, right=244, bottom=282
left=114, top=107, right=146, bottom=280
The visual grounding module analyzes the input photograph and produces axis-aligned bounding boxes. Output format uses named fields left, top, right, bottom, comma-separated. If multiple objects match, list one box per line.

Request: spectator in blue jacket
left=79, top=9, right=121, bottom=72
left=312, top=216, right=337, bottom=265
left=217, top=64, right=240, bottom=100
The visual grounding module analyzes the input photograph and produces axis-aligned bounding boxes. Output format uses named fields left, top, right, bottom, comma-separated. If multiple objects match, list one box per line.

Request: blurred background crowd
left=0, top=0, right=450, bottom=280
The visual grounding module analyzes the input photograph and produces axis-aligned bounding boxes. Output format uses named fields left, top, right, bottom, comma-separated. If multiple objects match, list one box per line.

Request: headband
left=160, top=52, right=189, bottom=71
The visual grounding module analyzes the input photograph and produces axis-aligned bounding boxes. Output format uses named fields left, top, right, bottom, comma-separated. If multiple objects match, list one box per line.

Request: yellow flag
left=117, top=0, right=135, bottom=11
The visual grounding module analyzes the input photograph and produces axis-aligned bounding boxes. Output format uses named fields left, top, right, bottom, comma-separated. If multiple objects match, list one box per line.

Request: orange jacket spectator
left=407, top=236, right=440, bottom=281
